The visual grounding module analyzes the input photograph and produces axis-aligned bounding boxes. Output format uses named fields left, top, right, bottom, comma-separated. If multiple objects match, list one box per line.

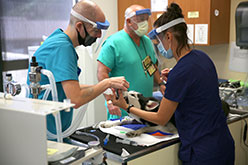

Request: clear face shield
left=71, top=9, right=110, bottom=52
left=125, top=9, right=152, bottom=36
left=148, top=18, right=186, bottom=59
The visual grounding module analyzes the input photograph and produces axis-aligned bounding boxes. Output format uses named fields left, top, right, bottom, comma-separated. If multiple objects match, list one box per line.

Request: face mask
left=133, top=20, right=148, bottom=37
left=77, top=24, right=97, bottom=46
left=157, top=42, right=173, bottom=59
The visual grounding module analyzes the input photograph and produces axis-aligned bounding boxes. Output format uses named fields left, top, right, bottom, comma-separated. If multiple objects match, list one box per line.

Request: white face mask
left=133, top=20, right=148, bottom=37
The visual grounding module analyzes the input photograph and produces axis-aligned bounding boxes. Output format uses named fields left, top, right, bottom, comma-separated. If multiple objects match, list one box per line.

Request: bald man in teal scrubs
left=27, top=0, right=129, bottom=139
left=97, top=5, right=165, bottom=120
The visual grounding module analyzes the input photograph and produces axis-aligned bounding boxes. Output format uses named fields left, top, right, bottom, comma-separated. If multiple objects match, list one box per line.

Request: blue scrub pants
left=183, top=149, right=235, bottom=165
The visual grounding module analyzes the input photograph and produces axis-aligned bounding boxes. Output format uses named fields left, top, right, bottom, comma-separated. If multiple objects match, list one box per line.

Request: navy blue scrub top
left=164, top=50, right=234, bottom=161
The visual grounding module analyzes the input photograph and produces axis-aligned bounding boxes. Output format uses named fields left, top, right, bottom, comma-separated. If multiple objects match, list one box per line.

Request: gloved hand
left=160, top=68, right=171, bottom=82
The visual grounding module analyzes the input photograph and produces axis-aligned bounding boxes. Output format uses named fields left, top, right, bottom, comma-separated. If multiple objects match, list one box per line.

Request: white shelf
left=0, top=92, right=74, bottom=115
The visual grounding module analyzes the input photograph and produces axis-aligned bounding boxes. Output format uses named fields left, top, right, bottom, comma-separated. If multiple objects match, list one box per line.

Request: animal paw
left=100, top=120, right=121, bottom=128
left=126, top=130, right=142, bottom=137
left=100, top=122, right=113, bottom=128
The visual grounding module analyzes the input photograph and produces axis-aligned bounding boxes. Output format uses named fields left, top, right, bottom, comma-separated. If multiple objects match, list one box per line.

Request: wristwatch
left=126, top=104, right=134, bottom=113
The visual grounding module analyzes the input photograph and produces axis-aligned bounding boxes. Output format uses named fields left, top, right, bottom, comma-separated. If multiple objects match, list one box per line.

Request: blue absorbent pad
left=121, top=124, right=147, bottom=130
left=109, top=118, right=174, bottom=136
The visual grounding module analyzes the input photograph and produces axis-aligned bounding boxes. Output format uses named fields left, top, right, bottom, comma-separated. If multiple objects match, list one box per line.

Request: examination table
left=70, top=109, right=248, bottom=165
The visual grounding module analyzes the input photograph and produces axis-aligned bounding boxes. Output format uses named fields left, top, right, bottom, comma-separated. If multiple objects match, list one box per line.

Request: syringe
left=116, top=138, right=138, bottom=146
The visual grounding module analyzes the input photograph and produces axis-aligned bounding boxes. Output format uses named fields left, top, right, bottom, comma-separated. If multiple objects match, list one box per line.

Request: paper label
left=187, top=24, right=194, bottom=44
left=195, top=24, right=208, bottom=44
left=47, top=148, right=58, bottom=156
left=229, top=42, right=248, bottom=73
left=188, top=11, right=199, bottom=18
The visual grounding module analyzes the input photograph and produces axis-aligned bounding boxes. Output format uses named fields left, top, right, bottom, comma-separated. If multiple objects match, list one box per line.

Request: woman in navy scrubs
left=112, top=3, right=235, bottom=165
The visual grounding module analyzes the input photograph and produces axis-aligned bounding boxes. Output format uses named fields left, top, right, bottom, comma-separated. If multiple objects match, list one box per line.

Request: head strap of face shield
left=148, top=18, right=185, bottom=39
left=71, top=9, right=110, bottom=30
left=125, top=8, right=151, bottom=19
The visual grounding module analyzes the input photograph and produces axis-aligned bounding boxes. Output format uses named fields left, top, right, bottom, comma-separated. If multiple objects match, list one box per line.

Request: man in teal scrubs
left=27, top=0, right=129, bottom=138
left=97, top=5, right=165, bottom=120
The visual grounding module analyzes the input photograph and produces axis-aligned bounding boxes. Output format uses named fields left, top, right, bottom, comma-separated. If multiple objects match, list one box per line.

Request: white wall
left=75, top=0, right=118, bottom=127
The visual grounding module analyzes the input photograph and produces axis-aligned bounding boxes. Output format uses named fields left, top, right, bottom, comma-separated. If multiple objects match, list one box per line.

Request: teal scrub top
left=97, top=30, right=157, bottom=119
left=27, top=29, right=79, bottom=135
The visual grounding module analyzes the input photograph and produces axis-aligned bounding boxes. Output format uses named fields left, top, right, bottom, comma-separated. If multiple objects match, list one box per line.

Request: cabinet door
left=228, top=119, right=248, bottom=165
left=209, top=0, right=230, bottom=45
left=168, top=0, right=230, bottom=45
left=117, top=0, right=230, bottom=45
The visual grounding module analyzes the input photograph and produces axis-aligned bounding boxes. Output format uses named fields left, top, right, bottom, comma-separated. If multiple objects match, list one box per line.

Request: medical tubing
left=40, top=69, right=89, bottom=140
left=75, top=131, right=100, bottom=142
left=42, top=87, right=51, bottom=100
left=46, top=103, right=89, bottom=139
left=41, top=69, right=62, bottom=142
left=55, top=112, right=63, bottom=142
left=40, top=84, right=51, bottom=100
left=21, top=84, right=30, bottom=98
left=41, top=69, right=58, bottom=102
left=62, top=103, right=88, bottom=137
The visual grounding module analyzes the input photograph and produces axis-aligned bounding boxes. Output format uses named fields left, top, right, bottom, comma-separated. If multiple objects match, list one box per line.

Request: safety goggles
left=125, top=8, right=151, bottom=19
left=71, top=9, right=110, bottom=30
left=148, top=18, right=185, bottom=40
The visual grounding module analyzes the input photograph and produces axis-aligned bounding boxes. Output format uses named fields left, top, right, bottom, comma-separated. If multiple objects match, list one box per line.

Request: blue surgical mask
left=157, top=42, right=173, bottom=59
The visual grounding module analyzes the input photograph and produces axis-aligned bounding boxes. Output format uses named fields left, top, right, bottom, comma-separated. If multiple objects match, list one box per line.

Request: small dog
left=100, top=91, right=177, bottom=138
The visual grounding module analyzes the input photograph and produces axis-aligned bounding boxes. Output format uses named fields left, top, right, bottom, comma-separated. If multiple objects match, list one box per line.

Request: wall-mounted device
left=236, top=1, right=248, bottom=49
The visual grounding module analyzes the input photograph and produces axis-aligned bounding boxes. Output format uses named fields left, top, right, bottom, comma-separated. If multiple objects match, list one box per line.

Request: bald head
left=70, top=0, right=105, bottom=26
left=129, top=5, right=145, bottom=12
left=125, top=5, right=145, bottom=20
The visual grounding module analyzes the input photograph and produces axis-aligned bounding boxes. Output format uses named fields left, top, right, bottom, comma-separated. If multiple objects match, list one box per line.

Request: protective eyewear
left=71, top=9, right=110, bottom=30
left=125, top=8, right=151, bottom=19
left=148, top=18, right=185, bottom=40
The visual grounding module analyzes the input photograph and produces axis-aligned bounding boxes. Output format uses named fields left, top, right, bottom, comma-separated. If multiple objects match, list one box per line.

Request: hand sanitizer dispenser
left=236, top=1, right=248, bottom=49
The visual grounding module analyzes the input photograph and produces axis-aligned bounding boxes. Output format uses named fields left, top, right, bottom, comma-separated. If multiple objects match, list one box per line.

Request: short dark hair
left=154, top=3, right=190, bottom=56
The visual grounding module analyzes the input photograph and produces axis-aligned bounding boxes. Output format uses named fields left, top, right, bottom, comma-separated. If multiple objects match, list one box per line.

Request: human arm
left=153, top=64, right=166, bottom=95
left=111, top=89, right=178, bottom=125
left=97, top=61, right=122, bottom=116
left=62, top=76, right=129, bottom=109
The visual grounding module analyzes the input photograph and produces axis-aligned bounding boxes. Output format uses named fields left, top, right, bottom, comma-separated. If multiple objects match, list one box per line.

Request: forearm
left=63, top=80, right=111, bottom=109
left=130, top=98, right=177, bottom=125
left=97, top=71, right=109, bottom=82
left=97, top=61, right=111, bottom=82
left=63, top=73, right=129, bottom=108
left=128, top=107, right=166, bottom=125
left=115, top=97, right=177, bottom=126
left=79, top=84, right=93, bottom=89
left=97, top=63, right=112, bottom=100
left=154, top=66, right=162, bottom=85
left=78, top=79, right=110, bottom=106
left=116, top=98, right=165, bottom=125
left=97, top=73, right=112, bottom=100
